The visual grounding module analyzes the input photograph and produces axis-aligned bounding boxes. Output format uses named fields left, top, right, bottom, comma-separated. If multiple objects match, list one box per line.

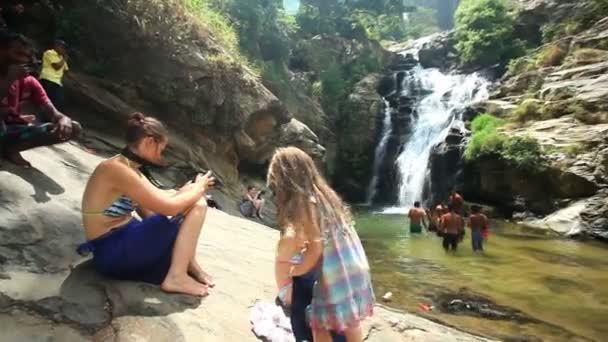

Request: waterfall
left=366, top=99, right=392, bottom=204
left=395, top=67, right=489, bottom=207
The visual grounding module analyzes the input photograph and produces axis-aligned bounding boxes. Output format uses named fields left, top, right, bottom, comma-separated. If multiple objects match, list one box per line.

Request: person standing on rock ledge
left=39, top=39, right=69, bottom=112
left=267, top=147, right=375, bottom=342
left=80, top=112, right=215, bottom=297
left=0, top=31, right=81, bottom=167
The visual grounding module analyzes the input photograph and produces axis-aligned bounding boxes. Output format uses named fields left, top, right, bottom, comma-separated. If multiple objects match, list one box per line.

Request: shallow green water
left=354, top=211, right=608, bottom=341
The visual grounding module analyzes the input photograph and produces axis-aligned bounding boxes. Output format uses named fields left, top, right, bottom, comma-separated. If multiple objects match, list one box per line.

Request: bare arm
left=40, top=101, right=64, bottom=122
left=51, top=58, right=65, bottom=70
left=112, top=164, right=210, bottom=216
left=290, top=202, right=323, bottom=277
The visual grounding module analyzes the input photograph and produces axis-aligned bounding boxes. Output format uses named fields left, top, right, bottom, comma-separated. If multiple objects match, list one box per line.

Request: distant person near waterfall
left=468, top=205, right=489, bottom=252
left=408, top=201, right=427, bottom=234
left=449, top=189, right=464, bottom=215
left=440, top=204, right=465, bottom=253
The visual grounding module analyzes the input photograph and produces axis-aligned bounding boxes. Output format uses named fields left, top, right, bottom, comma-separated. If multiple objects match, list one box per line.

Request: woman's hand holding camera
left=195, top=171, right=215, bottom=193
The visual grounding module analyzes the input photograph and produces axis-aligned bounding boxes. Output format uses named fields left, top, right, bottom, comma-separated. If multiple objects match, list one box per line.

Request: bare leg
left=345, top=326, right=363, bottom=342
left=161, top=199, right=209, bottom=296
left=4, top=122, right=81, bottom=167
left=313, top=328, right=332, bottom=342
left=188, top=259, right=215, bottom=287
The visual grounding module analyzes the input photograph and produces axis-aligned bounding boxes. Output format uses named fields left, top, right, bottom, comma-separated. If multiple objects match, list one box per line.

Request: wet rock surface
left=433, top=291, right=535, bottom=323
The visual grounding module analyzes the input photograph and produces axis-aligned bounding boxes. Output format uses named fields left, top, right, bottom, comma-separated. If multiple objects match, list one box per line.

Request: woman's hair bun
left=127, top=112, right=145, bottom=127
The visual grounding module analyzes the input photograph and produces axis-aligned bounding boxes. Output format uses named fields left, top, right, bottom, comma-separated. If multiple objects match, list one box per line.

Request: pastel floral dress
left=307, top=196, right=375, bottom=332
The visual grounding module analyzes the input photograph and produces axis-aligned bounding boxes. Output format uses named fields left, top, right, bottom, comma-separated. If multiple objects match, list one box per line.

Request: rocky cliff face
left=33, top=0, right=324, bottom=198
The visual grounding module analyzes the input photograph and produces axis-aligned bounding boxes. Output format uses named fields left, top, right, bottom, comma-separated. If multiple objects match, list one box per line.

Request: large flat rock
left=0, top=143, right=491, bottom=341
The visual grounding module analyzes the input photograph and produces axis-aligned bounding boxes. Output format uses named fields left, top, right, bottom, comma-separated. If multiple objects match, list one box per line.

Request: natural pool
left=354, top=210, right=608, bottom=341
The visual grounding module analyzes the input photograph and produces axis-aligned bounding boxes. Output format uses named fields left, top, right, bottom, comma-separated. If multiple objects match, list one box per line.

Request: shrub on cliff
left=465, top=114, right=547, bottom=172
left=454, top=0, right=525, bottom=68
left=465, top=114, right=506, bottom=160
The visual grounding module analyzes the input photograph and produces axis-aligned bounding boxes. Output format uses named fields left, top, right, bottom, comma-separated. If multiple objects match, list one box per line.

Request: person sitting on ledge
left=239, top=185, right=265, bottom=219
left=0, top=31, right=81, bottom=167
left=79, top=112, right=215, bottom=297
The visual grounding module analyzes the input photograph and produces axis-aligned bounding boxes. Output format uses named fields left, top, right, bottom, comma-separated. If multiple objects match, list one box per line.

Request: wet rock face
left=418, top=31, right=459, bottom=71
left=369, top=54, right=426, bottom=205
left=334, top=74, right=384, bottom=202
left=428, top=121, right=468, bottom=206
left=580, top=190, right=608, bottom=240
left=56, top=0, right=324, bottom=192
left=434, top=291, right=536, bottom=323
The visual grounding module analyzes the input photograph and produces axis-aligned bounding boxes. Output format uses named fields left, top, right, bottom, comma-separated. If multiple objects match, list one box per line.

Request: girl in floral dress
left=267, top=147, right=375, bottom=342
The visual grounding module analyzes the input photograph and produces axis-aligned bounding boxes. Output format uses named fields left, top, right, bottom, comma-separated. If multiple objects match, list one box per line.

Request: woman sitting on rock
left=80, top=112, right=215, bottom=297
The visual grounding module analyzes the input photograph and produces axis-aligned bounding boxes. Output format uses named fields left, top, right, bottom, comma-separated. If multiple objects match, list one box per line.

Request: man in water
left=0, top=32, right=81, bottom=167
left=449, top=189, right=464, bottom=215
left=408, top=201, right=427, bottom=234
left=440, top=204, right=465, bottom=253
left=468, top=205, right=488, bottom=252
left=39, top=39, right=69, bottom=111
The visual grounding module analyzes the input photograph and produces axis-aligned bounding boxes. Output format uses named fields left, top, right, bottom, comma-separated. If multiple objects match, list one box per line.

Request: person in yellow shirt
left=39, top=40, right=69, bottom=111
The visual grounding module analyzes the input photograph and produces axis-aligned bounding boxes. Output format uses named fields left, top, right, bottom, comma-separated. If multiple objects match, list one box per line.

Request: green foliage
left=454, top=0, right=525, bottom=67
left=542, top=0, right=608, bottom=41
left=465, top=114, right=547, bottom=172
left=465, top=114, right=507, bottom=160
left=512, top=99, right=542, bottom=123
left=502, top=136, right=547, bottom=171
left=403, top=6, right=441, bottom=39
left=295, top=0, right=438, bottom=42
left=535, top=44, right=568, bottom=67
left=259, top=61, right=290, bottom=98
left=564, top=48, right=608, bottom=68
left=209, top=0, right=297, bottom=63
left=319, top=64, right=347, bottom=118
left=542, top=19, right=582, bottom=42
left=546, top=144, right=584, bottom=157
left=182, top=0, right=241, bottom=57
left=505, top=57, right=536, bottom=77
left=350, top=11, right=407, bottom=41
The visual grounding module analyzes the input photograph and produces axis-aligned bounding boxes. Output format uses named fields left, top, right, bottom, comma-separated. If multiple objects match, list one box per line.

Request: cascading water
left=395, top=67, right=489, bottom=206
left=364, top=41, right=489, bottom=210
left=366, top=99, right=392, bottom=204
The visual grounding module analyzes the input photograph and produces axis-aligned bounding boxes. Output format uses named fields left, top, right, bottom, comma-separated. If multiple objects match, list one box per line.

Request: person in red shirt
left=0, top=31, right=81, bottom=167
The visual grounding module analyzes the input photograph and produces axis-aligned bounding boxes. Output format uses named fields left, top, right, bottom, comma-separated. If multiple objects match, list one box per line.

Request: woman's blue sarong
left=77, top=214, right=183, bottom=285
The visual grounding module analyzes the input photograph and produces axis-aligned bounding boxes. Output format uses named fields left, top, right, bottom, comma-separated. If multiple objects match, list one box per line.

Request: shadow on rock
left=1, top=164, right=64, bottom=203
left=62, top=261, right=202, bottom=320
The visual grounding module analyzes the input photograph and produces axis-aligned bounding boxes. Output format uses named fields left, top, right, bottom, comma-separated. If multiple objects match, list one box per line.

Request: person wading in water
left=468, top=205, right=488, bottom=252
left=408, top=201, right=428, bottom=234
left=448, top=189, right=464, bottom=215
left=440, top=204, right=465, bottom=253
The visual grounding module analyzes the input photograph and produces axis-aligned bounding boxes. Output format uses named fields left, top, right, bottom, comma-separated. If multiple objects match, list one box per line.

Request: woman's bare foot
left=190, top=269, right=215, bottom=287
left=4, top=150, right=32, bottom=168
left=161, top=273, right=209, bottom=297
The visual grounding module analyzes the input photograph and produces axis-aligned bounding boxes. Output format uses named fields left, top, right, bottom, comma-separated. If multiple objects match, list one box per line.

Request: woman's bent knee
left=188, top=199, right=208, bottom=216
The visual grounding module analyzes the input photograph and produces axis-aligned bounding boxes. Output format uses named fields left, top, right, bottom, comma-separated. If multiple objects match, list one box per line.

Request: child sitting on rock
left=275, top=224, right=304, bottom=307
